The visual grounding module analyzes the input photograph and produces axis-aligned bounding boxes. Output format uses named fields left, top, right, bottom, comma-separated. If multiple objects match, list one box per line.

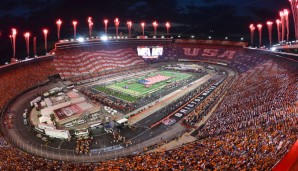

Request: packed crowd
left=0, top=49, right=297, bottom=170
left=199, top=60, right=297, bottom=137
left=70, top=64, right=147, bottom=82
left=54, top=47, right=145, bottom=79
left=94, top=121, right=298, bottom=170
left=183, top=76, right=234, bottom=127
left=162, top=43, right=273, bottom=74
left=0, top=59, right=57, bottom=111
left=0, top=146, right=95, bottom=170
left=93, top=59, right=298, bottom=170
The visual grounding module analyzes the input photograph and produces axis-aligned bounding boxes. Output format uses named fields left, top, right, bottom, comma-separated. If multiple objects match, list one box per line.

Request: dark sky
left=0, top=0, right=290, bottom=64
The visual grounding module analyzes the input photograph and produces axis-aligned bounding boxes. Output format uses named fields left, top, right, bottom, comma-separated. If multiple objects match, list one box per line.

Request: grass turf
left=94, top=70, right=192, bottom=102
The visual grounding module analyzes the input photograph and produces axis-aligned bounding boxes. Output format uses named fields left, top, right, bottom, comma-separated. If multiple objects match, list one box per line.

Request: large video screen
left=137, top=46, right=163, bottom=58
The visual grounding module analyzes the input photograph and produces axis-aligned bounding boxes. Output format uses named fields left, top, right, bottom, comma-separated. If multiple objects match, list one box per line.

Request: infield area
left=94, top=70, right=193, bottom=102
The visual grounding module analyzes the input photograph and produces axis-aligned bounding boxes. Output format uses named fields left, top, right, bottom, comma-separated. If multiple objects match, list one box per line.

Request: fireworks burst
left=289, top=0, right=298, bottom=40
left=249, top=24, right=255, bottom=46
left=56, top=19, right=62, bottom=40
left=267, top=21, right=273, bottom=47
left=257, top=24, right=262, bottom=47
left=24, top=32, right=30, bottom=57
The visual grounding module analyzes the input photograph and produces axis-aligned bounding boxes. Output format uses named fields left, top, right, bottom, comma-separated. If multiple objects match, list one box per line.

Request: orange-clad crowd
left=0, top=60, right=57, bottom=111
left=0, top=54, right=296, bottom=170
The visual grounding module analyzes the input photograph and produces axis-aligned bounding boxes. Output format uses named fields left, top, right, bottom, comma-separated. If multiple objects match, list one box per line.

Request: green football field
left=94, top=70, right=192, bottom=102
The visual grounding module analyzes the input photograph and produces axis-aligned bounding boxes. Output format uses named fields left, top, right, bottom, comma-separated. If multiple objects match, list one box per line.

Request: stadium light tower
left=266, top=21, right=273, bottom=47
left=257, top=24, right=262, bottom=47
left=56, top=19, right=62, bottom=40
left=141, top=22, right=145, bottom=36
left=152, top=21, right=158, bottom=36
left=72, top=20, right=78, bottom=39
left=127, top=21, right=132, bottom=38
left=11, top=28, right=17, bottom=59
left=276, top=19, right=281, bottom=43
left=165, top=22, right=170, bottom=36
left=88, top=17, right=93, bottom=38
left=24, top=32, right=30, bottom=57
left=249, top=24, right=255, bottom=46
left=43, top=29, right=48, bottom=54
left=114, top=18, right=120, bottom=37
left=104, top=19, right=108, bottom=34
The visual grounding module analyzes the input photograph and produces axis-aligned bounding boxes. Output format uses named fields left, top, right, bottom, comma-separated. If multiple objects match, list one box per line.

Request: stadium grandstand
left=0, top=37, right=297, bottom=170
left=0, top=0, right=298, bottom=170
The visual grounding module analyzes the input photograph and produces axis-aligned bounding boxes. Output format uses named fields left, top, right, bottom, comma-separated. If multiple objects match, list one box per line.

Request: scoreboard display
left=137, top=46, right=163, bottom=58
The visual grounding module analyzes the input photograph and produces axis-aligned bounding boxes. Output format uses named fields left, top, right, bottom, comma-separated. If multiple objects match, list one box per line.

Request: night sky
left=0, top=0, right=290, bottom=64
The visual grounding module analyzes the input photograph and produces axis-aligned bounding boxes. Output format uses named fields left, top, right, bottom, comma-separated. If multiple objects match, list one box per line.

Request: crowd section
left=55, top=43, right=266, bottom=81
left=161, top=44, right=271, bottom=73
left=0, top=60, right=57, bottom=111
left=54, top=47, right=145, bottom=79
left=183, top=76, right=234, bottom=127
left=0, top=45, right=297, bottom=170
left=198, top=59, right=298, bottom=137
left=93, top=58, right=298, bottom=170
left=0, top=139, right=95, bottom=170
left=94, top=124, right=298, bottom=170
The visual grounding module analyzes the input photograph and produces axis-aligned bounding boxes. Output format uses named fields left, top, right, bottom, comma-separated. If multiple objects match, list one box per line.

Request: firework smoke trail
left=88, top=17, right=93, bottom=38
left=289, top=0, right=298, bottom=40
left=276, top=19, right=281, bottom=43
left=56, top=19, right=62, bottom=40
left=280, top=11, right=286, bottom=42
left=284, top=9, right=290, bottom=42
left=24, top=32, right=30, bottom=57
left=114, top=18, right=120, bottom=37
left=267, top=22, right=273, bottom=47
left=249, top=24, right=255, bottom=46
left=127, top=21, right=132, bottom=38
left=72, top=21, right=77, bottom=39
left=257, top=24, right=262, bottom=47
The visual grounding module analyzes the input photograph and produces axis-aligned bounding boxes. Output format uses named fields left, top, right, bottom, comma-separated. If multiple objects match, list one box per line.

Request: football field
left=94, top=70, right=192, bottom=102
